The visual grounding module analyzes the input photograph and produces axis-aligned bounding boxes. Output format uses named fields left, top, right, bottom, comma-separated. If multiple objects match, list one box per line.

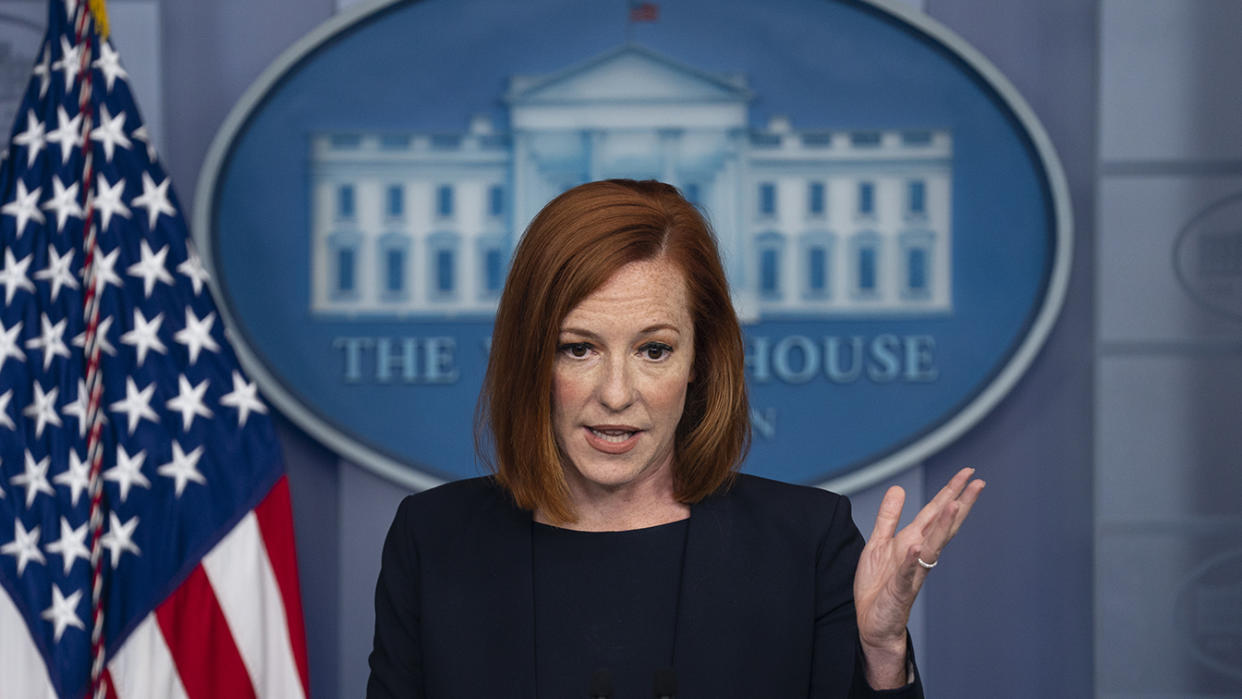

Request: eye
left=639, top=342, right=673, bottom=361
left=558, top=342, right=592, bottom=359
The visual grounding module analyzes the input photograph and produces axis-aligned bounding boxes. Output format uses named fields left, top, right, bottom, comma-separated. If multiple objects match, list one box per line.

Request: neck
left=540, top=468, right=690, bottom=532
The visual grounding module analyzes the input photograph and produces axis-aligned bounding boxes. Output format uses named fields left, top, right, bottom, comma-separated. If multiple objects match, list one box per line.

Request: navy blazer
left=367, top=475, right=923, bottom=698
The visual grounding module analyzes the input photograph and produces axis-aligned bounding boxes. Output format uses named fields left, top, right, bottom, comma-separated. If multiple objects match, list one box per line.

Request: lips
left=583, top=425, right=642, bottom=454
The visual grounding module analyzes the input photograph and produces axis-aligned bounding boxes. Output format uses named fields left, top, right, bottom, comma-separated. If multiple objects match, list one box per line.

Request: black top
left=532, top=519, right=689, bottom=699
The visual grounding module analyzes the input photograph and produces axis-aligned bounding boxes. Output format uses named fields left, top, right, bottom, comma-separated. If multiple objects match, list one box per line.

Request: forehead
left=562, top=258, right=691, bottom=329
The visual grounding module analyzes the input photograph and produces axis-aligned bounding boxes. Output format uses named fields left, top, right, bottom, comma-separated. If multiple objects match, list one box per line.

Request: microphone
left=652, top=667, right=677, bottom=699
left=589, top=668, right=613, bottom=698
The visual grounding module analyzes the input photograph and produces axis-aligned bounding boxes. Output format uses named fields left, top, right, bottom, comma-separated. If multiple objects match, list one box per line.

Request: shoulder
left=718, top=473, right=849, bottom=519
left=700, top=473, right=856, bottom=545
left=392, top=476, right=524, bottom=537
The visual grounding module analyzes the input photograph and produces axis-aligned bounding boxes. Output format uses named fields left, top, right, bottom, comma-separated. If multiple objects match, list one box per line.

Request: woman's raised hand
left=852, top=467, right=985, bottom=689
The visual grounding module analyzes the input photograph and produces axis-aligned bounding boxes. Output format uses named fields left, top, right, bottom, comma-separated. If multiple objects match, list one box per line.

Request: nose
left=596, top=355, right=636, bottom=412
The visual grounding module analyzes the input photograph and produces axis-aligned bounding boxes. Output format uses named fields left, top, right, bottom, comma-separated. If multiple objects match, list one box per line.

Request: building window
left=907, top=247, right=928, bottom=293
left=850, top=131, right=882, bottom=147
left=808, top=182, right=825, bottom=217
left=758, top=182, right=777, bottom=217
left=852, top=233, right=881, bottom=298
left=327, top=230, right=362, bottom=301
left=488, top=185, right=504, bottom=217
left=338, top=248, right=356, bottom=293
left=756, top=232, right=784, bottom=300
left=899, top=230, right=935, bottom=300
left=436, top=250, right=454, bottom=293
left=428, top=232, right=459, bottom=299
left=386, top=185, right=404, bottom=219
left=800, top=232, right=834, bottom=300
left=808, top=246, right=827, bottom=294
left=907, top=180, right=926, bottom=217
left=436, top=185, right=454, bottom=218
left=477, top=234, right=507, bottom=299
left=336, top=185, right=355, bottom=219
left=378, top=232, right=411, bottom=300
left=385, top=248, right=404, bottom=294
left=857, top=182, right=875, bottom=216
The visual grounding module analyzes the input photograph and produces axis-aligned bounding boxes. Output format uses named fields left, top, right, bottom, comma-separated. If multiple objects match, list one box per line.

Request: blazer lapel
left=480, top=496, right=538, bottom=698
left=673, top=490, right=742, bottom=696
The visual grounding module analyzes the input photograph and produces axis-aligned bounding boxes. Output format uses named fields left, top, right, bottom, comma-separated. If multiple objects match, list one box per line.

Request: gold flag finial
left=89, top=0, right=109, bottom=38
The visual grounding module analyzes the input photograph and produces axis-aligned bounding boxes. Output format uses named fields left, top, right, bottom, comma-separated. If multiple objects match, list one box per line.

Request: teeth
left=590, top=428, right=634, bottom=443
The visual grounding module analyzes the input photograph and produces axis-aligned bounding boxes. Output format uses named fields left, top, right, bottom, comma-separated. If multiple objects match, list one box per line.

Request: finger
left=869, top=486, right=906, bottom=542
left=916, top=500, right=960, bottom=571
left=912, top=467, right=974, bottom=533
left=946, top=478, right=986, bottom=539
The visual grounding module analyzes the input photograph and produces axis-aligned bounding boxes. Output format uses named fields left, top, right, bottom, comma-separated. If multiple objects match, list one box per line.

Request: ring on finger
left=917, top=556, right=938, bottom=569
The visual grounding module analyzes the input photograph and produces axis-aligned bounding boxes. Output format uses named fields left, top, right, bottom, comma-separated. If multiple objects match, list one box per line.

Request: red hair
left=478, top=180, right=749, bottom=523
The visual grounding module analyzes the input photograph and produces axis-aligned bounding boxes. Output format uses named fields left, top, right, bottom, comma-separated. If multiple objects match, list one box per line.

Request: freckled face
left=552, top=258, right=695, bottom=499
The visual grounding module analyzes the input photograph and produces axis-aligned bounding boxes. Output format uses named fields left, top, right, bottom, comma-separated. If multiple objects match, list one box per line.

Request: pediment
left=508, top=45, right=751, bottom=105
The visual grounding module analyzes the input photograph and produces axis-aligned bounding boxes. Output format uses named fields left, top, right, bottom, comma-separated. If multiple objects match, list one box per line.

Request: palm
left=852, top=468, right=985, bottom=682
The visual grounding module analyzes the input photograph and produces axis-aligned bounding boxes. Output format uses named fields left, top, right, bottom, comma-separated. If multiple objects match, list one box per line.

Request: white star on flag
left=90, top=105, right=131, bottom=162
left=174, top=309, right=221, bottom=364
left=53, top=449, right=91, bottom=506
left=32, top=45, right=50, bottom=98
left=166, top=375, right=213, bottom=431
left=1, top=519, right=46, bottom=576
left=45, top=105, right=82, bottom=164
left=40, top=175, right=84, bottom=232
left=92, top=40, right=128, bottom=91
left=25, top=312, right=71, bottom=370
left=22, top=381, right=62, bottom=438
left=158, top=442, right=207, bottom=497
left=104, top=446, right=150, bottom=503
left=12, top=110, right=46, bottom=168
left=33, top=245, right=79, bottom=301
left=126, top=240, right=174, bottom=297
left=72, top=315, right=116, bottom=356
left=131, top=172, right=176, bottom=230
left=177, top=248, right=211, bottom=295
left=51, top=35, right=81, bottom=91
left=60, top=378, right=93, bottom=438
left=10, top=450, right=56, bottom=508
left=0, top=388, right=15, bottom=430
left=0, top=320, right=26, bottom=371
left=100, top=512, right=141, bottom=568
left=0, top=249, right=35, bottom=304
left=2, top=179, right=46, bottom=237
left=88, top=245, right=124, bottom=294
left=120, top=309, right=167, bottom=365
left=93, top=174, right=131, bottom=230
left=131, top=124, right=157, bottom=162
left=220, top=370, right=268, bottom=427
left=109, top=376, right=159, bottom=434
left=45, top=517, right=90, bottom=575
left=41, top=584, right=85, bottom=642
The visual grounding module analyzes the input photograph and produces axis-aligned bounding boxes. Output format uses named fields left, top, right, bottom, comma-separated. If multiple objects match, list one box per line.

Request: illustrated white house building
left=309, top=45, right=952, bottom=319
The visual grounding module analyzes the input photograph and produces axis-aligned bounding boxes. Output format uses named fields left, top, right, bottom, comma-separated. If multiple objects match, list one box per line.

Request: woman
left=368, top=180, right=983, bottom=698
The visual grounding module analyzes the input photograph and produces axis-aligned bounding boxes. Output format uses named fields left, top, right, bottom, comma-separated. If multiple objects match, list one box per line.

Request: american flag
left=0, top=1, right=309, bottom=697
left=628, top=2, right=659, bottom=22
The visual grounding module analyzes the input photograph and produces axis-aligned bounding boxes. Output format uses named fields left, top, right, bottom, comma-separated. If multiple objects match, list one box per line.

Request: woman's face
left=551, top=257, right=695, bottom=499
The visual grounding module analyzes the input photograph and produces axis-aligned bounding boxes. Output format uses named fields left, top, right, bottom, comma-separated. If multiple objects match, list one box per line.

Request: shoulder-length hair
left=477, top=179, right=750, bottom=523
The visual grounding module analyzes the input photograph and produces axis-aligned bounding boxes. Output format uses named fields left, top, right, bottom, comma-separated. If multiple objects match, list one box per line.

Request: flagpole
left=69, top=1, right=109, bottom=696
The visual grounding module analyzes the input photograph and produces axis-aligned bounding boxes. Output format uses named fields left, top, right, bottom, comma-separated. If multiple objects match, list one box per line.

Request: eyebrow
left=559, top=324, right=682, bottom=340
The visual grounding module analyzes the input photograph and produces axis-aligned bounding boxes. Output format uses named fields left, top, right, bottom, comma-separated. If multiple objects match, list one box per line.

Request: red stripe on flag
left=101, top=669, right=119, bottom=699
left=155, top=566, right=257, bottom=699
left=254, top=476, right=311, bottom=695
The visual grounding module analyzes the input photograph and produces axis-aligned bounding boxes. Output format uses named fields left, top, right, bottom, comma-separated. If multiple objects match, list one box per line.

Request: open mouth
left=589, top=427, right=636, bottom=443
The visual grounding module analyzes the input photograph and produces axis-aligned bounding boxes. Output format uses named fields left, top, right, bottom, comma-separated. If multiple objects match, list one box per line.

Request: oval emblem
left=196, top=0, right=1071, bottom=493
left=1174, top=193, right=1242, bottom=321
left=1175, top=547, right=1242, bottom=681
